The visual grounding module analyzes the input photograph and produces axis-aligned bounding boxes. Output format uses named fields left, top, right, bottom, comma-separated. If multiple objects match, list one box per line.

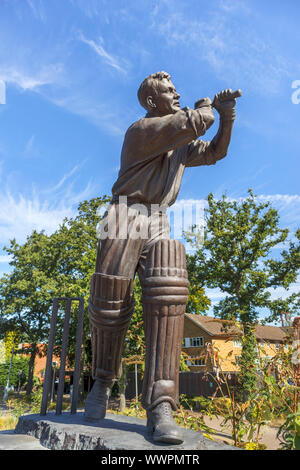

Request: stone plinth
left=15, top=411, right=236, bottom=451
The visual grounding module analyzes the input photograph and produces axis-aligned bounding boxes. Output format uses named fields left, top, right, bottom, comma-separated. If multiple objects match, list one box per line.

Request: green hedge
left=0, top=356, right=29, bottom=388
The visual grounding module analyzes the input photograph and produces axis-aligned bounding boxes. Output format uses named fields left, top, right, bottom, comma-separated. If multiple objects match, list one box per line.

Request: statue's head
left=137, top=71, right=181, bottom=116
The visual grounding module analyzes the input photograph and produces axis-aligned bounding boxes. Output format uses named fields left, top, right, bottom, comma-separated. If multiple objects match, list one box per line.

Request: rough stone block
left=15, top=411, right=237, bottom=450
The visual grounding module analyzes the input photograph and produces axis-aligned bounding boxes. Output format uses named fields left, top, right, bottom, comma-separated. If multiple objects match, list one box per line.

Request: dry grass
left=0, top=414, right=18, bottom=431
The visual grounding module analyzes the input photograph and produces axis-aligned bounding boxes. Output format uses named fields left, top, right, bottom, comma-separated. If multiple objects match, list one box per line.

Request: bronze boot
left=84, top=378, right=113, bottom=421
left=147, top=401, right=183, bottom=444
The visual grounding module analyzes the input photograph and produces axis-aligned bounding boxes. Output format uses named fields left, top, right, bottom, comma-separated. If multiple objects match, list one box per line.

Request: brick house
left=19, top=343, right=61, bottom=380
left=183, top=313, right=292, bottom=372
left=18, top=343, right=92, bottom=392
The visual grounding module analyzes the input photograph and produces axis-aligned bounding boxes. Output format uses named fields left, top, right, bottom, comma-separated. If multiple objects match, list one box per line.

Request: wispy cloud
left=23, top=134, right=41, bottom=158
left=26, top=0, right=47, bottom=22
left=42, top=164, right=81, bottom=194
left=69, top=0, right=103, bottom=19
left=0, top=64, right=64, bottom=92
left=0, top=4, right=133, bottom=135
left=0, top=165, right=94, bottom=245
left=78, top=32, right=128, bottom=75
left=0, top=192, right=73, bottom=244
left=0, top=255, right=12, bottom=264
left=46, top=91, right=126, bottom=136
left=150, top=1, right=295, bottom=95
left=0, top=63, right=127, bottom=136
left=25, top=135, right=35, bottom=154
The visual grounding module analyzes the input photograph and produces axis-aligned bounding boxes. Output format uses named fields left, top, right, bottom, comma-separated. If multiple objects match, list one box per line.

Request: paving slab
left=0, top=429, right=48, bottom=450
left=15, top=411, right=237, bottom=451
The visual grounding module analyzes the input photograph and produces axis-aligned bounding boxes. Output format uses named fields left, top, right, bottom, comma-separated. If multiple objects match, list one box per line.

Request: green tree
left=0, top=231, right=60, bottom=394
left=0, top=356, right=29, bottom=390
left=263, top=292, right=300, bottom=326
left=184, top=190, right=300, bottom=397
left=0, top=196, right=111, bottom=394
left=185, top=254, right=211, bottom=315
left=124, top=277, right=145, bottom=360
left=48, top=196, right=110, bottom=371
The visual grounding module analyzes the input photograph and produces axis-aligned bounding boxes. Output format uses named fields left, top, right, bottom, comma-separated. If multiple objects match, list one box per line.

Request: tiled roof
left=185, top=314, right=292, bottom=342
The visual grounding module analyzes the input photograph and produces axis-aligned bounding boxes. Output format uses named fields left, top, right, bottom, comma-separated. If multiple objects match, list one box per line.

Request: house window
left=192, top=337, right=204, bottom=347
left=186, top=355, right=206, bottom=367
left=183, top=337, right=204, bottom=348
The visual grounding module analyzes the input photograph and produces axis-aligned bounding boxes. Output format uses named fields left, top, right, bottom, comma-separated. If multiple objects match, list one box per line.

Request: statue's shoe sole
left=147, top=421, right=184, bottom=445
left=153, top=433, right=184, bottom=445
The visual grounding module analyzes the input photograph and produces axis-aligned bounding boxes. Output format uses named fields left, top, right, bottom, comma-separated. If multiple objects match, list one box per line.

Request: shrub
left=0, top=356, right=29, bottom=389
left=0, top=414, right=18, bottom=431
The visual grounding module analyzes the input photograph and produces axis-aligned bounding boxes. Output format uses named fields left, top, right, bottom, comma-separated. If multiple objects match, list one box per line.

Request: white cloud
left=0, top=191, right=73, bottom=244
left=218, top=0, right=250, bottom=13
left=0, top=255, right=12, bottom=263
left=249, top=194, right=300, bottom=233
left=78, top=32, right=128, bottom=75
left=26, top=0, right=47, bottom=22
left=25, top=135, right=35, bottom=154
left=268, top=276, right=300, bottom=301
left=42, top=164, right=81, bottom=194
left=23, top=134, right=41, bottom=158
left=150, top=1, right=295, bottom=95
left=0, top=64, right=126, bottom=136
left=0, top=6, right=133, bottom=136
left=69, top=0, right=103, bottom=19
left=0, top=64, right=64, bottom=92
left=46, top=91, right=126, bottom=136
left=0, top=165, right=94, bottom=245
left=206, top=288, right=227, bottom=303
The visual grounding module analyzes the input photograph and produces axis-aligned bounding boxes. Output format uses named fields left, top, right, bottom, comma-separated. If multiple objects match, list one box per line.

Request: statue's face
left=150, top=78, right=181, bottom=116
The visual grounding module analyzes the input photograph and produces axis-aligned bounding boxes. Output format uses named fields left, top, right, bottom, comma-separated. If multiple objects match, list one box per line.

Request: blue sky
left=0, top=0, right=299, bottom=320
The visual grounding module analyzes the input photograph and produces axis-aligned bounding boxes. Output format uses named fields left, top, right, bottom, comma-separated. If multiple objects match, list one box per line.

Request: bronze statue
left=84, top=71, right=240, bottom=444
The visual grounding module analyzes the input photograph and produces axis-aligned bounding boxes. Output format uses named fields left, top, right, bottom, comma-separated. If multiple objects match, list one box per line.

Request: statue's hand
left=194, top=97, right=215, bottom=130
left=194, top=97, right=213, bottom=109
left=213, top=89, right=236, bottom=115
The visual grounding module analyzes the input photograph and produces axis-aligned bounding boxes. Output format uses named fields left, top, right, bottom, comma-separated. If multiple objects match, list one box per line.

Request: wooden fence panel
left=125, top=371, right=240, bottom=400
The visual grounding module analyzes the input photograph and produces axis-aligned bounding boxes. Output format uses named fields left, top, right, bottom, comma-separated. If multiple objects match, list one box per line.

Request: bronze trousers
left=89, top=202, right=189, bottom=409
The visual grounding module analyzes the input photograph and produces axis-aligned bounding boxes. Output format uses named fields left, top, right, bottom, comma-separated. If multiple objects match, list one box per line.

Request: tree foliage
left=0, top=195, right=150, bottom=389
left=184, top=189, right=300, bottom=395
left=0, top=356, right=29, bottom=389
left=47, top=196, right=111, bottom=368
left=185, top=190, right=300, bottom=322
left=185, top=254, right=211, bottom=315
left=0, top=196, right=110, bottom=392
left=0, top=231, right=62, bottom=393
